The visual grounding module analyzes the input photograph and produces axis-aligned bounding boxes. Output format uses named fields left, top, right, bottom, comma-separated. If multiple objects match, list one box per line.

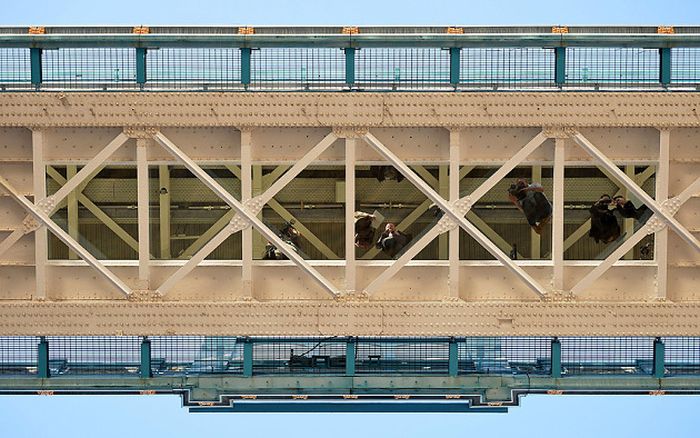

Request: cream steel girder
left=0, top=92, right=699, bottom=336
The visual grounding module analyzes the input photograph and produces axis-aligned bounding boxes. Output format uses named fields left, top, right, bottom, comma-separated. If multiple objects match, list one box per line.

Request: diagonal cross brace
left=153, top=131, right=340, bottom=298
left=362, top=132, right=549, bottom=299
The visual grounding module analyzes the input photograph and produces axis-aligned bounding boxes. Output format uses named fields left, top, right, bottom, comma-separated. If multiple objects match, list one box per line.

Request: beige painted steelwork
left=0, top=92, right=698, bottom=336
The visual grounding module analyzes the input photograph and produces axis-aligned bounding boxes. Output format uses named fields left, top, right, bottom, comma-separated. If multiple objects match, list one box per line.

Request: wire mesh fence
left=145, top=48, right=242, bottom=90
left=250, top=48, right=345, bottom=90
left=47, top=336, right=141, bottom=375
left=355, top=48, right=451, bottom=90
left=663, top=337, right=700, bottom=375
left=459, top=337, right=551, bottom=375
left=252, top=337, right=347, bottom=375
left=459, top=48, right=556, bottom=89
left=565, top=48, right=661, bottom=89
left=0, top=48, right=31, bottom=90
left=355, top=338, right=449, bottom=374
left=41, top=48, right=138, bottom=90
left=150, top=336, right=243, bottom=375
left=670, top=48, right=700, bottom=88
left=560, top=337, right=655, bottom=375
left=0, top=337, right=38, bottom=375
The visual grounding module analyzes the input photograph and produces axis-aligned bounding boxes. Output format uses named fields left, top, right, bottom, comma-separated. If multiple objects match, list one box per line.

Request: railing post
left=653, top=337, right=665, bottom=378
left=344, top=47, right=356, bottom=87
left=449, top=47, right=460, bottom=88
left=243, top=338, right=253, bottom=377
left=448, top=337, right=458, bottom=376
left=554, top=47, right=566, bottom=87
left=30, top=48, right=42, bottom=89
left=551, top=337, right=562, bottom=378
left=241, top=48, right=252, bottom=88
left=136, top=48, right=147, bottom=87
left=140, top=337, right=152, bottom=378
left=37, top=336, right=49, bottom=378
left=659, top=48, right=671, bottom=87
left=345, top=337, right=356, bottom=376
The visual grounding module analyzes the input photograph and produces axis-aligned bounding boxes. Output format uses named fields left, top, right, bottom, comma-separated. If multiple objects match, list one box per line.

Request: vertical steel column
left=552, top=139, right=565, bottom=290
left=345, top=137, right=357, bottom=293
left=448, top=130, right=461, bottom=298
left=345, top=337, right=356, bottom=376
left=158, top=165, right=171, bottom=259
left=448, top=338, right=458, bottom=377
left=659, top=48, right=671, bottom=87
left=241, top=129, right=253, bottom=298
left=30, top=48, right=42, bottom=88
left=344, top=48, right=356, bottom=87
left=655, top=130, right=670, bottom=299
left=438, top=165, right=449, bottom=259
left=32, top=130, right=47, bottom=299
left=136, top=139, right=150, bottom=285
left=66, top=165, right=79, bottom=260
left=136, top=48, right=147, bottom=86
left=653, top=337, right=665, bottom=378
left=530, top=165, right=542, bottom=259
left=243, top=338, right=253, bottom=377
left=551, top=337, right=562, bottom=378
left=449, top=47, right=460, bottom=88
left=140, top=337, right=152, bottom=378
left=241, top=48, right=252, bottom=87
left=554, top=47, right=566, bottom=87
left=38, top=336, right=49, bottom=378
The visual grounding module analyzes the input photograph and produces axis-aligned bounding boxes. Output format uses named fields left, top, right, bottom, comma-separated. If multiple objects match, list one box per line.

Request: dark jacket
left=616, top=201, right=649, bottom=221
left=589, top=203, right=620, bottom=243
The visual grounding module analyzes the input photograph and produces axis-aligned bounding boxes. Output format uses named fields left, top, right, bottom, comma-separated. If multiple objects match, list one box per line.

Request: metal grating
left=663, top=337, right=700, bottom=375
left=670, top=48, right=700, bottom=86
left=146, top=48, right=241, bottom=90
left=560, top=337, right=654, bottom=375
left=355, top=338, right=449, bottom=374
left=0, top=337, right=37, bottom=375
left=150, top=336, right=243, bottom=375
left=47, top=336, right=141, bottom=375
left=252, top=337, right=346, bottom=375
left=42, top=48, right=137, bottom=90
left=459, top=337, right=551, bottom=375
left=250, top=48, right=345, bottom=90
left=460, top=48, right=555, bottom=89
left=565, top=48, right=660, bottom=88
left=0, top=48, right=31, bottom=89
left=355, top=48, right=450, bottom=90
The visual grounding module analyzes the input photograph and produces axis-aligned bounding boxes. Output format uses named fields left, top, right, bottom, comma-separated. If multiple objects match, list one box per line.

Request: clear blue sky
left=1, top=0, right=699, bottom=436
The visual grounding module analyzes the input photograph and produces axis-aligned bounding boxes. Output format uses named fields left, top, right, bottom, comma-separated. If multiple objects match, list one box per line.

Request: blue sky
left=1, top=0, right=699, bottom=436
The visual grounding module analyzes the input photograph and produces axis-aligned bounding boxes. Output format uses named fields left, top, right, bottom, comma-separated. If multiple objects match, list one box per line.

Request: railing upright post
left=551, top=337, right=562, bottom=378
left=37, top=336, right=49, bottom=378
left=30, top=48, right=42, bottom=89
left=140, top=337, right=152, bottom=378
left=448, top=337, right=458, bottom=376
left=653, top=337, right=665, bottom=378
left=554, top=47, right=566, bottom=87
left=659, top=48, right=672, bottom=87
left=449, top=47, right=460, bottom=88
left=243, top=338, right=253, bottom=377
left=136, top=48, right=147, bottom=87
left=344, top=47, right=356, bottom=87
left=345, top=337, right=356, bottom=376
left=241, top=48, right=252, bottom=88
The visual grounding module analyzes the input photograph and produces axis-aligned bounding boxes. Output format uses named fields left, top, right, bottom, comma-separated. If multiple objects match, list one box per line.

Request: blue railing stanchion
left=346, top=337, right=356, bottom=376
left=30, top=48, right=42, bottom=89
left=449, top=47, right=460, bottom=88
left=448, top=337, right=458, bottom=376
left=659, top=48, right=672, bottom=87
left=344, top=47, right=356, bottom=88
left=551, top=337, right=562, bottom=378
left=243, top=338, right=253, bottom=377
left=37, top=336, right=49, bottom=378
left=241, top=48, right=252, bottom=88
left=136, top=48, right=147, bottom=87
left=140, top=337, right=152, bottom=378
left=653, top=337, right=665, bottom=378
left=554, top=47, right=566, bottom=87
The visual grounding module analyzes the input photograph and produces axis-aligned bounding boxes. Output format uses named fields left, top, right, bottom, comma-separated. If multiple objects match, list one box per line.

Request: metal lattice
left=251, top=337, right=346, bottom=375
left=149, top=336, right=243, bottom=375
left=250, top=48, right=345, bottom=90
left=355, top=48, right=450, bottom=90
left=0, top=48, right=31, bottom=89
left=671, top=48, right=700, bottom=87
left=565, top=48, right=660, bottom=89
left=663, top=337, right=700, bottom=375
left=459, top=337, right=551, bottom=374
left=355, top=338, right=449, bottom=374
left=47, top=336, right=141, bottom=375
left=146, top=48, right=241, bottom=90
left=42, top=48, right=137, bottom=90
left=0, top=337, right=37, bottom=375
left=560, top=337, right=654, bottom=375
left=460, top=48, right=555, bottom=89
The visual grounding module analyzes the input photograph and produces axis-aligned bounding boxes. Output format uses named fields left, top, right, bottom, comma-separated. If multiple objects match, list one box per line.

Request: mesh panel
left=355, top=48, right=450, bottom=90
left=459, top=337, right=551, bottom=374
left=0, top=337, right=38, bottom=375
left=460, top=48, right=555, bottom=89
left=560, top=337, right=654, bottom=375
left=42, top=48, right=137, bottom=90
left=565, top=48, right=660, bottom=88
left=663, top=337, right=700, bottom=375
left=252, top=337, right=346, bottom=375
left=670, top=48, right=700, bottom=86
left=47, top=336, right=141, bottom=375
left=356, top=338, right=449, bottom=374
left=250, top=48, right=345, bottom=90
left=0, top=48, right=31, bottom=89
left=150, top=336, right=243, bottom=375
left=146, top=48, right=241, bottom=90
